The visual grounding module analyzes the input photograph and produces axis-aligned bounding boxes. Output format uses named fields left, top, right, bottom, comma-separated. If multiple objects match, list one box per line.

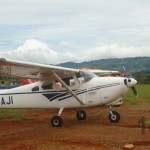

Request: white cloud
left=0, top=39, right=149, bottom=64
left=0, top=39, right=78, bottom=64
left=82, top=44, right=150, bottom=61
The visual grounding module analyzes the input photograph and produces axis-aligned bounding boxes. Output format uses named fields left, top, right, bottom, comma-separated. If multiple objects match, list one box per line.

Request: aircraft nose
left=125, top=78, right=137, bottom=87
left=123, top=77, right=138, bottom=97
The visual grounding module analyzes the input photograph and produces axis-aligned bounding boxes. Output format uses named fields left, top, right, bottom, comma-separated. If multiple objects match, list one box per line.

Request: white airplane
left=0, top=58, right=137, bottom=127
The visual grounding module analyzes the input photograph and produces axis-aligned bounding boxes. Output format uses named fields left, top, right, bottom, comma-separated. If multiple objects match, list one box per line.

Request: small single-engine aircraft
left=0, top=58, right=137, bottom=127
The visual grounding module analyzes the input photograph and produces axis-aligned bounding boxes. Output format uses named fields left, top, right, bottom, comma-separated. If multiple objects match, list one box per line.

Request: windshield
left=79, top=70, right=97, bottom=82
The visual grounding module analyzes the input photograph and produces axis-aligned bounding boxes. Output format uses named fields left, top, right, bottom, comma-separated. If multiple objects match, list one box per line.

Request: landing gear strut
left=108, top=106, right=120, bottom=123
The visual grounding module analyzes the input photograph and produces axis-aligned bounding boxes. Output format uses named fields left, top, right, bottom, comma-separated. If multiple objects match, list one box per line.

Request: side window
left=42, top=82, right=53, bottom=90
left=32, top=86, right=39, bottom=91
left=62, top=77, right=72, bottom=86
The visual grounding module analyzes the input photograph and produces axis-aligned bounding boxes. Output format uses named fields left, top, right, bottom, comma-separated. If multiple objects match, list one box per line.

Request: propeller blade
left=123, top=66, right=127, bottom=74
left=131, top=86, right=138, bottom=97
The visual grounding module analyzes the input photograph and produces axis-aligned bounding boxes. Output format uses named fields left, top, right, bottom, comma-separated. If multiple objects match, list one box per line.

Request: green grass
left=0, top=109, right=27, bottom=120
left=123, top=84, right=150, bottom=104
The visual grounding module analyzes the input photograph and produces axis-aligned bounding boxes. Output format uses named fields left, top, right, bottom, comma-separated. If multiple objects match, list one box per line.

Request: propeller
left=123, top=66, right=138, bottom=97
left=131, top=86, right=138, bottom=97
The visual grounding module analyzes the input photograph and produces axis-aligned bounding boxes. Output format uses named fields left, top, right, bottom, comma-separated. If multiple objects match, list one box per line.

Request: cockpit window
left=42, top=82, right=53, bottom=90
left=79, top=71, right=96, bottom=82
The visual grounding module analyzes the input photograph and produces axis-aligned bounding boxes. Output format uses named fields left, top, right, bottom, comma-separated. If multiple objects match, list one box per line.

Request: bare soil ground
left=0, top=102, right=150, bottom=150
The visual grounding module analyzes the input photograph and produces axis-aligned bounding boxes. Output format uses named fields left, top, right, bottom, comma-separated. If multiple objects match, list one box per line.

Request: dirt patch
left=0, top=102, right=150, bottom=150
left=132, top=141, right=150, bottom=146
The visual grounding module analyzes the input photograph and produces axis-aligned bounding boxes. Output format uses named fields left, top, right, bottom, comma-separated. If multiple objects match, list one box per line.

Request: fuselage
left=0, top=76, right=128, bottom=109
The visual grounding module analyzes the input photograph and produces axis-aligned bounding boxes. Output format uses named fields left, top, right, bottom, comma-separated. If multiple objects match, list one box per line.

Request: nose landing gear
left=108, top=106, right=120, bottom=123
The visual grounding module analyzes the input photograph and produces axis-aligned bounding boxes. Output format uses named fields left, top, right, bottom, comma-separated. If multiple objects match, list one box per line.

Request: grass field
left=0, top=84, right=149, bottom=120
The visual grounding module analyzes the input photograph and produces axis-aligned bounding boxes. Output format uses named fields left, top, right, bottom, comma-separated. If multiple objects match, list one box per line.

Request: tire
left=51, top=116, right=63, bottom=127
left=109, top=111, right=120, bottom=123
left=76, top=110, right=87, bottom=120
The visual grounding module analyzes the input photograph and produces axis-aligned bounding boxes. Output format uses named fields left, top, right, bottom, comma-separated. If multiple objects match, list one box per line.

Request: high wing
left=80, top=68, right=119, bottom=76
left=0, top=58, right=79, bottom=80
left=0, top=58, right=119, bottom=80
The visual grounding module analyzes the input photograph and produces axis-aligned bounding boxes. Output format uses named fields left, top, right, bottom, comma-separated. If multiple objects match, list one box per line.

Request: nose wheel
left=109, top=110, right=120, bottom=123
left=108, top=106, right=120, bottom=123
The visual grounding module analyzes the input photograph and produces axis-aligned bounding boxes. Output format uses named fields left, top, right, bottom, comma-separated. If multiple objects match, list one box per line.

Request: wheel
left=76, top=110, right=87, bottom=120
left=109, top=111, right=120, bottom=123
left=51, top=116, right=63, bottom=127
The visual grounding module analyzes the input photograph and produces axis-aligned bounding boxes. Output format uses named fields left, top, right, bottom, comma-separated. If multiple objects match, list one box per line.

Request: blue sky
left=0, top=0, right=150, bottom=64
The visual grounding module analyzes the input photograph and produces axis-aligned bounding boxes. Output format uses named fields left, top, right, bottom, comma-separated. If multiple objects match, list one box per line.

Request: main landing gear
left=51, top=108, right=64, bottom=127
left=108, top=106, right=120, bottom=123
left=51, top=106, right=120, bottom=127
left=76, top=109, right=87, bottom=120
left=51, top=108, right=87, bottom=127
left=51, top=116, right=63, bottom=127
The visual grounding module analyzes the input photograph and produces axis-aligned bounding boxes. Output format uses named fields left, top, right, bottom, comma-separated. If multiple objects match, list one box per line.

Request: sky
left=0, top=0, right=150, bottom=64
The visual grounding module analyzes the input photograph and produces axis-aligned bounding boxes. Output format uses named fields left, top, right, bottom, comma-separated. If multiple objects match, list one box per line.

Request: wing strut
left=53, top=72, right=85, bottom=105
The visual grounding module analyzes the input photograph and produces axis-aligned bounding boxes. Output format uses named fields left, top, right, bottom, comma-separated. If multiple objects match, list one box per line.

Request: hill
left=59, top=57, right=150, bottom=84
left=59, top=57, right=150, bottom=75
